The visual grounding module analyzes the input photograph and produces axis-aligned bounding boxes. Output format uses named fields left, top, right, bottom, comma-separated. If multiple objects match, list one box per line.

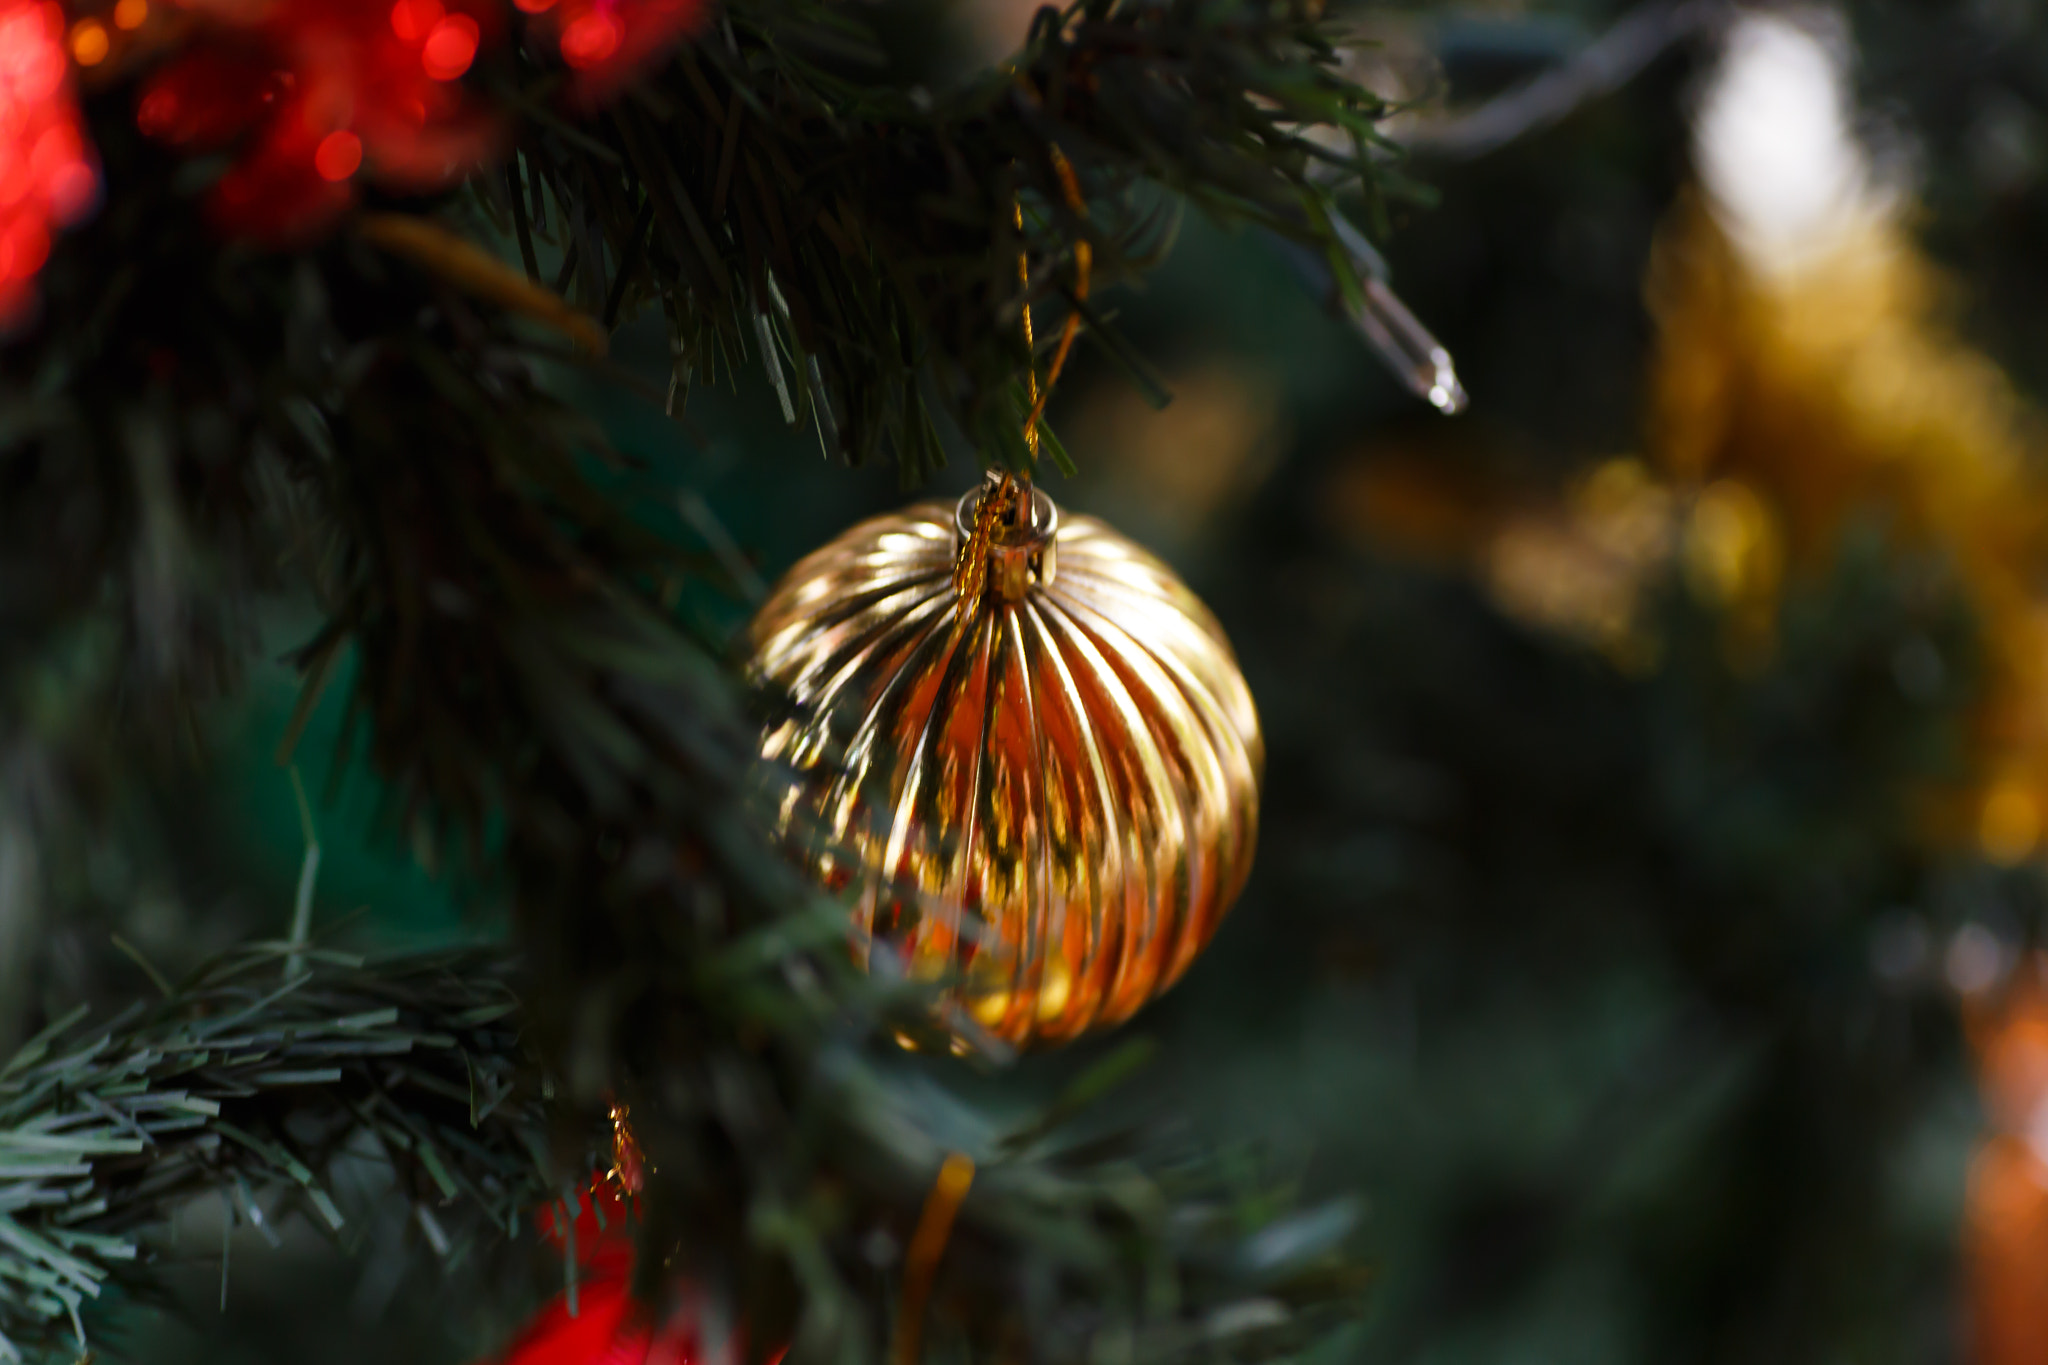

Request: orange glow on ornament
left=111, top=0, right=145, bottom=29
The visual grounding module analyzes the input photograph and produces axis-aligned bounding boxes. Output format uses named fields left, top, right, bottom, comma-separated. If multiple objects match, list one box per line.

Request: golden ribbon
left=894, top=1152, right=976, bottom=1365
left=357, top=212, right=608, bottom=356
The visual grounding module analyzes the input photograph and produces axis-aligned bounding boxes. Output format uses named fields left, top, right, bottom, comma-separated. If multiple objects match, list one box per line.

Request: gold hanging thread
left=1023, top=145, right=1090, bottom=440
left=1014, top=196, right=1041, bottom=463
left=957, top=147, right=1093, bottom=602
left=608, top=1098, right=647, bottom=1197
left=356, top=213, right=608, bottom=356
left=1008, top=145, right=1093, bottom=459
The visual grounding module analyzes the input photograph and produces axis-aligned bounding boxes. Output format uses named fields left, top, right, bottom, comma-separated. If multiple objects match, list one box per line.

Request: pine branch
left=501, top=0, right=1400, bottom=478
left=0, top=946, right=547, bottom=1362
left=0, top=193, right=1370, bottom=1360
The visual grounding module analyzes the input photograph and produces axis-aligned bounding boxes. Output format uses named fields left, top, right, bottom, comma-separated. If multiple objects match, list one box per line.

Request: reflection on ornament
left=746, top=479, right=1262, bottom=1047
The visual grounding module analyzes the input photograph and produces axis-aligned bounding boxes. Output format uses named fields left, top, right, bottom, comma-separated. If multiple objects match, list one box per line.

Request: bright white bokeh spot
left=1695, top=10, right=1883, bottom=271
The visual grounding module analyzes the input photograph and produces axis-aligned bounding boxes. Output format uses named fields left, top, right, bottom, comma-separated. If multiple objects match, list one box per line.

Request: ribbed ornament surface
left=746, top=492, right=1262, bottom=1046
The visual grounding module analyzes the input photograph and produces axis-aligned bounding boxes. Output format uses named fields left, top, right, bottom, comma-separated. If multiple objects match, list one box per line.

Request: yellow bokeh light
left=68, top=18, right=109, bottom=65
left=1981, top=782, right=2041, bottom=867
left=112, top=0, right=147, bottom=29
left=1684, top=479, right=1780, bottom=606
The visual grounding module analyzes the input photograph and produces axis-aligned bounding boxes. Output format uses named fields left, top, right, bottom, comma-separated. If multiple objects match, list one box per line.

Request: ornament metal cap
left=954, top=476, right=1058, bottom=602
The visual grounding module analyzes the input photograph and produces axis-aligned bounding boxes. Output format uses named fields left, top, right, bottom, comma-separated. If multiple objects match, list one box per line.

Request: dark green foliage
left=489, top=0, right=1393, bottom=480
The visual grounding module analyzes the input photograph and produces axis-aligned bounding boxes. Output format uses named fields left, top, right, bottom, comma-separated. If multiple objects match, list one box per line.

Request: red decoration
left=492, top=1174, right=707, bottom=1365
left=136, top=0, right=503, bottom=242
left=129, top=0, right=710, bottom=244
left=0, top=0, right=98, bottom=324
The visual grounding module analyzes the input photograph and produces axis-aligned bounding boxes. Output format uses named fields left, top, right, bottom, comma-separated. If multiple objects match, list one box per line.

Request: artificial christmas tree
left=14, top=0, right=2048, bottom=1362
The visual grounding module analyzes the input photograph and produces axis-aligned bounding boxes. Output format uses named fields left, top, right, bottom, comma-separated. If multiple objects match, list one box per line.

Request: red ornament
left=0, top=0, right=98, bottom=325
left=136, top=0, right=503, bottom=242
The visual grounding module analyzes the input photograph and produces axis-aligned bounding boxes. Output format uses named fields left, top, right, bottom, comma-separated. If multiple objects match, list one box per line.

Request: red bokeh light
left=421, top=13, right=479, bottom=80
left=314, top=128, right=362, bottom=180
left=136, top=0, right=506, bottom=241
left=389, top=0, right=443, bottom=41
left=558, top=9, right=616, bottom=67
left=533, top=0, right=708, bottom=105
left=0, top=0, right=99, bottom=326
left=127, top=0, right=711, bottom=244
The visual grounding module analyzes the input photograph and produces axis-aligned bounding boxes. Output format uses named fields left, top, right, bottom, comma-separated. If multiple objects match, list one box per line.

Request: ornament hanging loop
left=954, top=475, right=1057, bottom=603
left=952, top=144, right=1084, bottom=602
left=1009, top=141, right=1091, bottom=468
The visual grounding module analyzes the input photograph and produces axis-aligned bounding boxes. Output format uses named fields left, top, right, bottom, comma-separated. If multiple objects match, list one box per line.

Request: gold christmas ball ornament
left=745, top=476, right=1263, bottom=1047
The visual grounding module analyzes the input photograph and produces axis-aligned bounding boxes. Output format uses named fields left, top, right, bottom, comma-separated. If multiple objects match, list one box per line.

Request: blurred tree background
left=34, top=0, right=2048, bottom=1360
